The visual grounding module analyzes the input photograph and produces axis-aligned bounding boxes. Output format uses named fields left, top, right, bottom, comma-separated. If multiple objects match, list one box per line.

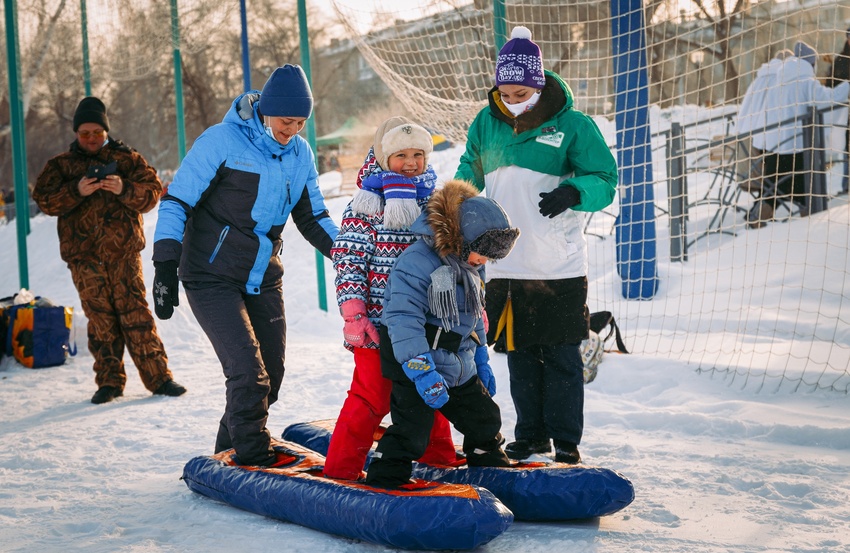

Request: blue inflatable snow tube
left=182, top=440, right=513, bottom=550
left=414, top=463, right=634, bottom=521
left=282, top=421, right=635, bottom=521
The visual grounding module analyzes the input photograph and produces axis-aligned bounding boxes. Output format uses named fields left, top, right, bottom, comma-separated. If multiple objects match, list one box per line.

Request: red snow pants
left=323, top=347, right=457, bottom=480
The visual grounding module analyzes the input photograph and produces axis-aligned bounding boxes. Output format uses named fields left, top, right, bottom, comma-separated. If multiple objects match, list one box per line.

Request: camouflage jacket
left=33, top=139, right=162, bottom=263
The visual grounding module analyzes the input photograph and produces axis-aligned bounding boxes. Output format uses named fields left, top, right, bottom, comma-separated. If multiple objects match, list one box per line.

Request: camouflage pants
left=69, top=255, right=172, bottom=392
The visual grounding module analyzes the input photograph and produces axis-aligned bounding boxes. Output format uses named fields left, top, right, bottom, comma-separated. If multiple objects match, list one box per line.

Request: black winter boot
left=504, top=438, right=551, bottom=460
left=153, top=379, right=187, bottom=397
left=365, top=457, right=414, bottom=489
left=91, top=386, right=123, bottom=404
left=554, top=440, right=582, bottom=465
left=235, top=451, right=277, bottom=467
left=466, top=447, right=512, bottom=468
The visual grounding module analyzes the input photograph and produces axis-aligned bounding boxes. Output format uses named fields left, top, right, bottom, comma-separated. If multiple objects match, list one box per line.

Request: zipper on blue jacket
left=283, top=178, right=291, bottom=213
left=209, top=226, right=230, bottom=263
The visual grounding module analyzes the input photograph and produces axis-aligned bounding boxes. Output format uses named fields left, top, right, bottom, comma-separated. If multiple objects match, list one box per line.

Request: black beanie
left=73, top=97, right=110, bottom=132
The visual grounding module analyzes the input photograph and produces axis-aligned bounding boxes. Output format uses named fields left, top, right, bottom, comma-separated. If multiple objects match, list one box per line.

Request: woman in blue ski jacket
left=151, top=65, right=339, bottom=466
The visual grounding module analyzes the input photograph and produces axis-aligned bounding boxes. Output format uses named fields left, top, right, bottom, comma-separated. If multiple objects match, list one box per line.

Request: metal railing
left=665, top=105, right=847, bottom=261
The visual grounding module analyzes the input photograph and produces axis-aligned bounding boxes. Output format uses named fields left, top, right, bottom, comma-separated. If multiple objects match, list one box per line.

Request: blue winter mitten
left=474, top=345, right=496, bottom=396
left=402, top=353, right=449, bottom=409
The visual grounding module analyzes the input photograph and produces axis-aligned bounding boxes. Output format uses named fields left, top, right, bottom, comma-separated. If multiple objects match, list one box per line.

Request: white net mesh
left=331, top=0, right=850, bottom=393
left=7, top=0, right=849, bottom=392
left=332, top=1, right=495, bottom=143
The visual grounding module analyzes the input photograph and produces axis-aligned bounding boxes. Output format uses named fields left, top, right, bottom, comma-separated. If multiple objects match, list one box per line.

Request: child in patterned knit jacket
left=323, top=116, right=459, bottom=480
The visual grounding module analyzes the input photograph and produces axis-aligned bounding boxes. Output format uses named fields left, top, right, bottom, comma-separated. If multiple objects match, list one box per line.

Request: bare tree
left=0, top=0, right=69, bottom=139
left=692, top=0, right=749, bottom=102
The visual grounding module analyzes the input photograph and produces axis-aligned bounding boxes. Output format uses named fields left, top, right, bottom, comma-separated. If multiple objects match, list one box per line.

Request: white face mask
left=504, top=91, right=541, bottom=116
left=262, top=116, right=276, bottom=142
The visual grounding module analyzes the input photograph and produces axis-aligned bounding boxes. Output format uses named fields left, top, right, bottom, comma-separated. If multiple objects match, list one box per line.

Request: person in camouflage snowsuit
left=32, top=96, right=186, bottom=404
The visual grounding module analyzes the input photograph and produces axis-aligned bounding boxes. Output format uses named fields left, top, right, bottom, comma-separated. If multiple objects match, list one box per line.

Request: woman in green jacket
left=455, top=26, right=617, bottom=464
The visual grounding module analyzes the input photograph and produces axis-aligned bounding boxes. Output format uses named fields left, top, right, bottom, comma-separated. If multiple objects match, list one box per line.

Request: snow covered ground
left=1, top=145, right=849, bottom=553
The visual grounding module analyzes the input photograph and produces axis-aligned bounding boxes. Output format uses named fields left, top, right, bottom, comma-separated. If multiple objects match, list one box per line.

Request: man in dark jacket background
left=32, top=96, right=187, bottom=404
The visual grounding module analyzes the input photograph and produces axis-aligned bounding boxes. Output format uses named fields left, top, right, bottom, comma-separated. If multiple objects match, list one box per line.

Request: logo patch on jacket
left=536, top=132, right=564, bottom=148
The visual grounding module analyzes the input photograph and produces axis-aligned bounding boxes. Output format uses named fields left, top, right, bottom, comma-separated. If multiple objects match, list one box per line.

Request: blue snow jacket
left=382, top=213, right=485, bottom=389
left=153, top=92, right=338, bottom=294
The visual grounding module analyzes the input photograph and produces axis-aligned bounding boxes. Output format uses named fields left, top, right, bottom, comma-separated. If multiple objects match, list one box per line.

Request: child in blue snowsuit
left=365, top=180, right=520, bottom=488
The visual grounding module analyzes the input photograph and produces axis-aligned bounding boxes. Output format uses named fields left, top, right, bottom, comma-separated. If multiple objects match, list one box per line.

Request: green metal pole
left=80, top=0, right=91, bottom=95
left=297, top=0, right=328, bottom=312
left=5, top=0, right=30, bottom=290
left=493, top=0, right=507, bottom=51
left=170, top=0, right=187, bottom=162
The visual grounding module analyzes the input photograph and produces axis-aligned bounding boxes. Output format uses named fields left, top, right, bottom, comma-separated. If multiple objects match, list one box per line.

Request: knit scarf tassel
left=427, top=257, right=484, bottom=332
left=351, top=187, right=383, bottom=218
left=428, top=265, right=460, bottom=330
left=384, top=198, right=422, bottom=230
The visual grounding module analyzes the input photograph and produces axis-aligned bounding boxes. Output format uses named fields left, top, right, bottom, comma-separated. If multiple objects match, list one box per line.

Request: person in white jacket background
left=736, top=41, right=850, bottom=226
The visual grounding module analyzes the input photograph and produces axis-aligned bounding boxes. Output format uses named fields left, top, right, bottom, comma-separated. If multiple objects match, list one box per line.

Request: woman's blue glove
left=402, top=353, right=449, bottom=409
left=474, top=345, right=496, bottom=396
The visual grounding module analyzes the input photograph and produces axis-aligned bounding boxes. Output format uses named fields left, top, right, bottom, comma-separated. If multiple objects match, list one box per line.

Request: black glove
left=538, top=185, right=581, bottom=218
left=152, top=260, right=179, bottom=320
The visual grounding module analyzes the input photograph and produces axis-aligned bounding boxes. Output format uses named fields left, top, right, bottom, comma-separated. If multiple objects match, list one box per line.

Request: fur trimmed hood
left=419, top=179, right=519, bottom=260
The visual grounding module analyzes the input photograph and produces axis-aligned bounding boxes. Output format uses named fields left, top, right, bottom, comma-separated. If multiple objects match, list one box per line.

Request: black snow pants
left=365, top=327, right=505, bottom=488
left=185, top=280, right=286, bottom=466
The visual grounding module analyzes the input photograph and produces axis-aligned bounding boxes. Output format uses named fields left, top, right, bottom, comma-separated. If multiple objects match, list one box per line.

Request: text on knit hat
left=495, top=26, right=546, bottom=89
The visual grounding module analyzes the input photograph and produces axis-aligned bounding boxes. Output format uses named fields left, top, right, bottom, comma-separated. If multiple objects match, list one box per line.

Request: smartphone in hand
left=86, top=160, right=118, bottom=180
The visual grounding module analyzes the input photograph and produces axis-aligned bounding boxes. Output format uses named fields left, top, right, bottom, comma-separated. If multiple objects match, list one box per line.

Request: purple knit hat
left=495, top=26, right=545, bottom=89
